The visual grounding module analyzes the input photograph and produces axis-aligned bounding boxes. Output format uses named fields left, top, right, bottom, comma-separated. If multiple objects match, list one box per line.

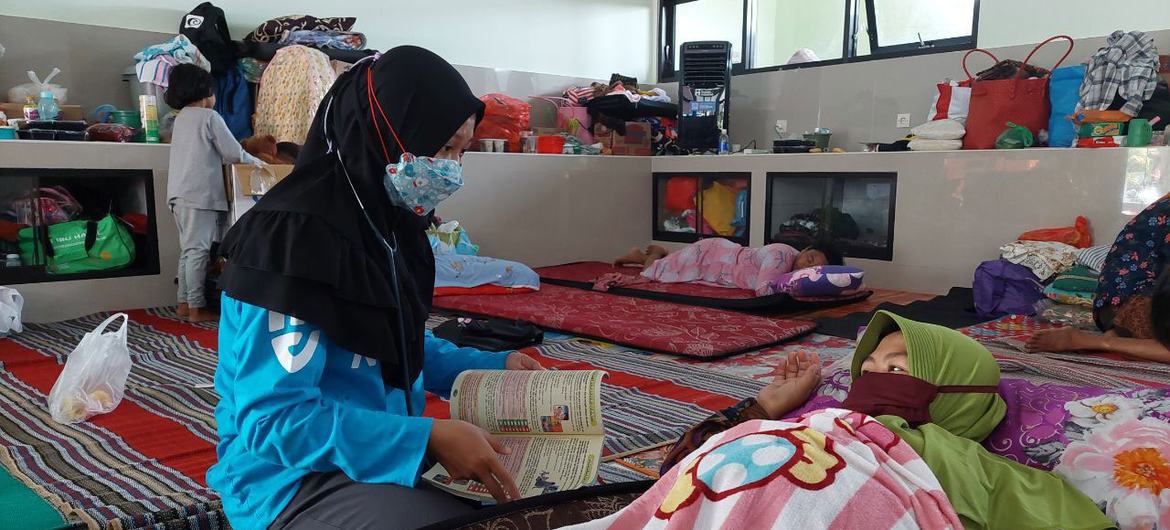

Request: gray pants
left=270, top=472, right=475, bottom=530
left=171, top=205, right=224, bottom=308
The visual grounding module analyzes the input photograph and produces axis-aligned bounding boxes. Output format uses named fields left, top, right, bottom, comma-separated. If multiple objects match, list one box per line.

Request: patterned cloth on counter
left=592, top=272, right=652, bottom=293
left=244, top=15, right=357, bottom=43
left=133, top=35, right=210, bottom=87
left=1000, top=240, right=1079, bottom=282
left=1079, top=30, right=1160, bottom=116
left=253, top=45, right=336, bottom=144
left=278, top=30, right=366, bottom=51
left=566, top=409, right=962, bottom=530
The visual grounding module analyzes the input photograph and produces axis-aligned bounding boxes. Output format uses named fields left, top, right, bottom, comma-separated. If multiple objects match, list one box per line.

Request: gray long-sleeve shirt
left=167, top=106, right=261, bottom=211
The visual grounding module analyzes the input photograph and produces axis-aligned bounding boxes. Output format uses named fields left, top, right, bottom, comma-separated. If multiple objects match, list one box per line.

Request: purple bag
left=973, top=259, right=1044, bottom=317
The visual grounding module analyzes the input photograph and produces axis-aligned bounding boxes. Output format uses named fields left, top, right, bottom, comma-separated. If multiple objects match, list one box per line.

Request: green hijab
left=852, top=311, right=1115, bottom=530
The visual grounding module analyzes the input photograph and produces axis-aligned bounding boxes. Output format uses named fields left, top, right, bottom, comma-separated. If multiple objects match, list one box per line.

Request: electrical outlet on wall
left=896, top=114, right=912, bottom=128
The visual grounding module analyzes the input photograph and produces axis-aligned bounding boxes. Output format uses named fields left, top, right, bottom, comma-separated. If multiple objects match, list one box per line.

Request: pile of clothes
left=908, top=118, right=965, bottom=151
left=565, top=74, right=679, bottom=155
left=976, top=217, right=1101, bottom=326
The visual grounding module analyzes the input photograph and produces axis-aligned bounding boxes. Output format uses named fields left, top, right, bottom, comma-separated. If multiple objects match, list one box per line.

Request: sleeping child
left=614, top=238, right=843, bottom=295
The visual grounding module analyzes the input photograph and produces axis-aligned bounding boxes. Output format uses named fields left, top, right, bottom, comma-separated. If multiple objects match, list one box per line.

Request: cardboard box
left=610, top=122, right=653, bottom=156
left=225, top=164, right=294, bottom=199
left=1, top=103, right=83, bottom=121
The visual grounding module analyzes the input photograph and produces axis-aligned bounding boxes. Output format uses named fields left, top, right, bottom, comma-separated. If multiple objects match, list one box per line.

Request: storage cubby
left=0, top=168, right=160, bottom=285
left=765, top=172, right=896, bottom=261
left=653, top=172, right=750, bottom=244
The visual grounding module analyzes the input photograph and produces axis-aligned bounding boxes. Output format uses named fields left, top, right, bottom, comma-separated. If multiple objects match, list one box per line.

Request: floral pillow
left=987, top=380, right=1170, bottom=530
left=769, top=266, right=865, bottom=297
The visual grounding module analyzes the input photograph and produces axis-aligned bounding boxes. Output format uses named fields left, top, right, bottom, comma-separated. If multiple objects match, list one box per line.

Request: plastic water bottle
left=718, top=129, right=730, bottom=155
left=37, top=91, right=59, bottom=121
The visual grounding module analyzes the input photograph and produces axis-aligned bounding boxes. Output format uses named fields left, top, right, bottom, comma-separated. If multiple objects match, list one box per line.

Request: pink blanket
left=568, top=409, right=962, bottom=529
left=641, top=239, right=799, bottom=296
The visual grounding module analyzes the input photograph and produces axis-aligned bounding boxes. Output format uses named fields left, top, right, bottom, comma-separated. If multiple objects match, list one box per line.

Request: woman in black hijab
left=206, top=46, right=542, bottom=530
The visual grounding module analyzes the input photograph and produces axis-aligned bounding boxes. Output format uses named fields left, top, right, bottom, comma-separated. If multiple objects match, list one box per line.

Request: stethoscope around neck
left=321, top=65, right=418, bottom=416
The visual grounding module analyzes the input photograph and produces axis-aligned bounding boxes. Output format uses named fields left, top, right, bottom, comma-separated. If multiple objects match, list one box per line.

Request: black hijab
left=219, top=46, right=485, bottom=392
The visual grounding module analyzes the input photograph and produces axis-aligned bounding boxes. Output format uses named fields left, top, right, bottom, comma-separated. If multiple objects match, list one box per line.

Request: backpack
left=179, top=2, right=234, bottom=76
left=253, top=46, right=336, bottom=144
left=973, top=259, right=1044, bottom=317
left=213, top=64, right=253, bottom=140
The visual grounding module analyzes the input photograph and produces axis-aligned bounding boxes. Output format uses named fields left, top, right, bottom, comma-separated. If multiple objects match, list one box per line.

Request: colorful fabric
left=0, top=464, right=67, bottom=530
left=433, top=284, right=816, bottom=358
left=1000, top=240, right=1079, bottom=281
left=1080, top=30, right=1160, bottom=116
left=133, top=35, right=210, bottom=88
left=1114, top=295, right=1156, bottom=339
left=699, top=182, right=736, bottom=236
left=853, top=312, right=1114, bottom=530
left=238, top=58, right=268, bottom=84
left=253, top=45, right=336, bottom=144
left=641, top=238, right=801, bottom=296
left=766, top=265, right=866, bottom=297
left=592, top=272, right=652, bottom=292
left=433, top=254, right=540, bottom=291
left=567, top=410, right=963, bottom=530
left=1044, top=284, right=1095, bottom=307
left=1078, top=244, right=1111, bottom=273
left=278, top=30, right=366, bottom=51
left=1036, top=301, right=1098, bottom=329
left=658, top=398, right=771, bottom=474
left=244, top=15, right=357, bottom=43
left=1051, top=265, right=1101, bottom=293
left=1095, top=192, right=1170, bottom=324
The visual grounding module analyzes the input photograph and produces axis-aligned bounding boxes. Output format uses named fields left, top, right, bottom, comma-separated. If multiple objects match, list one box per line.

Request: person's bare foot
left=614, top=247, right=647, bottom=267
left=642, top=245, right=669, bottom=268
left=188, top=307, right=219, bottom=323
left=1025, top=327, right=1094, bottom=353
left=177, top=303, right=190, bottom=317
left=756, top=351, right=822, bottom=419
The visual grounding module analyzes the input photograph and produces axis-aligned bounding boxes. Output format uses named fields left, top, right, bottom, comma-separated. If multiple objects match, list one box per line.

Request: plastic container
left=23, top=96, right=39, bottom=121
left=37, top=91, right=59, bottom=121
left=0, top=127, right=14, bottom=140
left=139, top=95, right=160, bottom=143
left=536, top=135, right=565, bottom=154
left=803, top=132, right=831, bottom=149
left=1125, top=119, right=1153, bottom=147
left=121, top=67, right=172, bottom=117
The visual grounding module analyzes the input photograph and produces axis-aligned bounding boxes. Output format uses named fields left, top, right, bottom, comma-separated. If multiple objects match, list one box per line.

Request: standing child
left=165, top=64, right=263, bottom=322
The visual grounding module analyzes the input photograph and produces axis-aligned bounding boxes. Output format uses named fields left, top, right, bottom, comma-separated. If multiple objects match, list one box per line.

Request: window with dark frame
left=659, top=0, right=979, bottom=82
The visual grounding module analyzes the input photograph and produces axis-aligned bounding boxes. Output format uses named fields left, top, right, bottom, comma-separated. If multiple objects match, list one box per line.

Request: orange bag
left=1018, top=215, right=1093, bottom=248
left=470, top=94, right=530, bottom=153
left=664, top=177, right=699, bottom=211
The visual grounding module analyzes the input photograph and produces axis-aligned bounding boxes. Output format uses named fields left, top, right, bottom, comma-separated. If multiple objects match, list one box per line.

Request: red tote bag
left=963, top=36, right=1074, bottom=150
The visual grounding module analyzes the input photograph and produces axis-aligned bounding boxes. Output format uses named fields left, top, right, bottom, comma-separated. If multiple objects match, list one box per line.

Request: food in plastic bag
left=994, top=121, right=1034, bottom=149
left=86, top=123, right=136, bottom=143
left=427, top=220, right=479, bottom=256
left=47, top=313, right=132, bottom=424
left=470, top=94, right=530, bottom=153
left=1019, top=215, right=1092, bottom=248
left=8, top=68, right=68, bottom=104
left=0, top=287, right=23, bottom=336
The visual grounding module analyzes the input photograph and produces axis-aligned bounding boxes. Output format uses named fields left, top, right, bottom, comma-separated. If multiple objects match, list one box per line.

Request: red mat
left=536, top=261, right=873, bottom=312
left=432, top=284, right=817, bottom=358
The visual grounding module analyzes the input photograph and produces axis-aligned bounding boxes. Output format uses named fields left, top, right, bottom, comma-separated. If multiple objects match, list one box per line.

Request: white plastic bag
left=47, top=313, right=132, bottom=424
left=911, top=119, right=966, bottom=140
left=0, top=286, right=23, bottom=336
left=8, top=68, right=68, bottom=104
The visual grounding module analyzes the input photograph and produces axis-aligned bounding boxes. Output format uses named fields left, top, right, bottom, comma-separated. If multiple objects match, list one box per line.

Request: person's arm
left=206, top=112, right=263, bottom=166
left=659, top=398, right=771, bottom=474
left=226, top=302, right=432, bottom=486
left=422, top=330, right=509, bottom=397
left=1096, top=334, right=1170, bottom=363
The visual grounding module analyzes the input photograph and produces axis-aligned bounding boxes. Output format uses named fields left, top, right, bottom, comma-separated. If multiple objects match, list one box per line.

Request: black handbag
left=432, top=317, right=543, bottom=352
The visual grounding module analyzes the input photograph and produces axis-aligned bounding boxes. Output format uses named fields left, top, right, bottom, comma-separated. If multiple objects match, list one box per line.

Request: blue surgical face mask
left=383, top=153, right=464, bottom=216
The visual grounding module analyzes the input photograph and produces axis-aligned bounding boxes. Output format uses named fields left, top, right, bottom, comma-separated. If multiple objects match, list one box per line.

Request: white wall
left=0, top=0, right=656, bottom=81
left=978, top=0, right=1170, bottom=49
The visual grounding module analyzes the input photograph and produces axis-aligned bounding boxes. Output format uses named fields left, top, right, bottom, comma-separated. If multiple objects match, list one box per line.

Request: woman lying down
left=568, top=312, right=1114, bottom=530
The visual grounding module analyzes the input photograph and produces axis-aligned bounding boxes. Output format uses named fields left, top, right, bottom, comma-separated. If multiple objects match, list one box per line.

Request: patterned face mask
left=383, top=153, right=463, bottom=216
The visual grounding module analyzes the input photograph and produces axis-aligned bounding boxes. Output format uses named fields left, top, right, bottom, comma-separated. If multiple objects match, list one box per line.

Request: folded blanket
left=909, top=139, right=964, bottom=151
left=565, top=409, right=962, bottom=529
left=1050, top=265, right=1099, bottom=293
left=1045, top=284, right=1095, bottom=307
left=1001, top=240, right=1079, bottom=281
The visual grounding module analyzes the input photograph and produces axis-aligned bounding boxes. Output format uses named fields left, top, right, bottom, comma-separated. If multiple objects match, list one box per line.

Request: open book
left=422, top=369, right=605, bottom=502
